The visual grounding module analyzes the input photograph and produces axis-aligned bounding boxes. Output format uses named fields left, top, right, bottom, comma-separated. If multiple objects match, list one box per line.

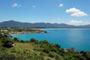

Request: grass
left=14, top=42, right=33, bottom=51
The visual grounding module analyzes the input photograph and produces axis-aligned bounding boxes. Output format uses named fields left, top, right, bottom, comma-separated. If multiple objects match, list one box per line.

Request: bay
left=11, top=28, right=90, bottom=51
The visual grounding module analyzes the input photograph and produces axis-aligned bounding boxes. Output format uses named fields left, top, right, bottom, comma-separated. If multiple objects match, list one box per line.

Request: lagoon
left=11, top=28, right=90, bottom=51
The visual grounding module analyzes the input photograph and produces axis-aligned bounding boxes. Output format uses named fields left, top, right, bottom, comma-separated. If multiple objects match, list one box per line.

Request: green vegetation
left=0, top=32, right=90, bottom=60
left=0, top=27, right=45, bottom=34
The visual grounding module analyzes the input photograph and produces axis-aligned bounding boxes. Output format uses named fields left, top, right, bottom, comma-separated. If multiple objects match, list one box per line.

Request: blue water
left=11, top=28, right=90, bottom=51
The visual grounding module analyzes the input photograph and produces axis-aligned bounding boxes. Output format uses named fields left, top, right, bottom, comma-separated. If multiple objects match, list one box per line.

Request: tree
left=13, top=37, right=19, bottom=42
left=30, top=38, right=38, bottom=44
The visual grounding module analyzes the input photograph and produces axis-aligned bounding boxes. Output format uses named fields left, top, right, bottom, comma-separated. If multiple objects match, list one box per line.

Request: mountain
left=0, top=20, right=89, bottom=28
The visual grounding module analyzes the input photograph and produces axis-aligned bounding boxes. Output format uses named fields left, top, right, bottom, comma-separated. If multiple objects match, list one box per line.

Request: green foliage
left=13, top=37, right=19, bottom=42
left=3, top=40, right=14, bottom=48
left=0, top=33, right=12, bottom=43
left=19, top=40, right=26, bottom=43
left=0, top=54, right=16, bottom=60
left=48, top=52, right=55, bottom=58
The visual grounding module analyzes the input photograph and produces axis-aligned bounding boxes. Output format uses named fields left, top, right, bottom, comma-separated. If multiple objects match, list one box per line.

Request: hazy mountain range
left=0, top=20, right=90, bottom=28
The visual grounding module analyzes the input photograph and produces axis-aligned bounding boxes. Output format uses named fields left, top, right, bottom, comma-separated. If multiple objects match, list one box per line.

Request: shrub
left=55, top=44, right=61, bottom=48
left=42, top=49, right=50, bottom=53
left=41, top=40, right=49, bottom=44
left=0, top=54, right=16, bottom=60
left=30, top=38, right=38, bottom=44
left=46, top=58, right=51, bottom=60
left=13, top=37, right=19, bottom=42
left=3, top=40, right=14, bottom=48
left=55, top=55, right=63, bottom=60
left=19, top=40, right=26, bottom=43
left=48, top=52, right=55, bottom=58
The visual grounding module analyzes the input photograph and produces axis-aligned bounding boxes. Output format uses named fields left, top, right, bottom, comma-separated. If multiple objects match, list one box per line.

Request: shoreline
left=9, top=30, right=47, bottom=34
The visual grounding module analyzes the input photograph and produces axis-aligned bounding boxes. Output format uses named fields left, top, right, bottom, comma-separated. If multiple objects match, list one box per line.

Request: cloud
left=66, top=8, right=88, bottom=16
left=66, top=20, right=90, bottom=25
left=59, top=3, right=64, bottom=7
left=12, top=3, right=21, bottom=8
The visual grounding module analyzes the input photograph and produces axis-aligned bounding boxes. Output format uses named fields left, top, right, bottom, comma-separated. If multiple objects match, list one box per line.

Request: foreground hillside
left=0, top=32, right=90, bottom=60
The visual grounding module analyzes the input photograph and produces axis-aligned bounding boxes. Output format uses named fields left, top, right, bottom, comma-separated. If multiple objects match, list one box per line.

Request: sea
left=11, top=28, right=90, bottom=51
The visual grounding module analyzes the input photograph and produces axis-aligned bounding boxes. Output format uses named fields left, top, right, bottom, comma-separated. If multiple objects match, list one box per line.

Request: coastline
left=9, top=30, right=47, bottom=34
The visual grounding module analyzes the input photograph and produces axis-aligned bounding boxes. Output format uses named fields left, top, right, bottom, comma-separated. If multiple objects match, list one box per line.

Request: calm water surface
left=11, top=28, right=90, bottom=51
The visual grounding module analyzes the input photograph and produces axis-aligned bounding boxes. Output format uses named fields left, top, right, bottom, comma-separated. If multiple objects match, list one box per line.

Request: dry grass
left=14, top=42, right=33, bottom=51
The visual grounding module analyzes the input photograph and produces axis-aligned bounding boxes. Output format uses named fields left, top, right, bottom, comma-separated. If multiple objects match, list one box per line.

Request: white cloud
left=12, top=3, right=21, bottom=8
left=66, top=8, right=88, bottom=16
left=66, top=20, right=90, bottom=25
left=59, top=3, right=64, bottom=7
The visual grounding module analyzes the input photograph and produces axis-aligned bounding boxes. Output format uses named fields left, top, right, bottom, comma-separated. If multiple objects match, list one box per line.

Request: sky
left=0, top=0, right=90, bottom=25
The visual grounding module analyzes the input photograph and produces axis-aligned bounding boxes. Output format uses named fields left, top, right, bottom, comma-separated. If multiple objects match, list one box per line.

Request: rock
left=3, top=41, right=15, bottom=48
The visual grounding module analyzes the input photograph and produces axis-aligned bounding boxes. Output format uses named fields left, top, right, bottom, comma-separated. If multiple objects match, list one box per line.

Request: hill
left=0, top=20, right=76, bottom=28
left=0, top=32, right=90, bottom=60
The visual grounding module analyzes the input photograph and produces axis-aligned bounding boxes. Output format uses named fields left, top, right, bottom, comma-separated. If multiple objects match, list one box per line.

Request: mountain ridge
left=0, top=20, right=89, bottom=28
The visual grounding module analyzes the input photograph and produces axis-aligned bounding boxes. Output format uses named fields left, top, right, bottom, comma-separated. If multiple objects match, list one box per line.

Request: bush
left=3, top=40, right=14, bottom=48
left=0, top=54, right=16, bottom=60
left=19, top=40, right=26, bottom=43
left=48, top=52, right=55, bottom=58
left=55, top=44, right=61, bottom=48
left=42, top=49, right=50, bottom=53
left=41, top=40, right=49, bottom=44
left=30, top=38, right=38, bottom=44
left=13, top=37, right=19, bottom=42
left=46, top=58, right=51, bottom=60
left=55, top=55, right=63, bottom=60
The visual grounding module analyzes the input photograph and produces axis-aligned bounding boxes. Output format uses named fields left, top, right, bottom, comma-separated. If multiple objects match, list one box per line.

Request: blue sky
left=0, top=0, right=90, bottom=25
